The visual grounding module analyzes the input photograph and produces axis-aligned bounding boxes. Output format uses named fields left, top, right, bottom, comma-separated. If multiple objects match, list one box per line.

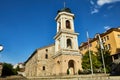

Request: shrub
left=78, top=69, right=81, bottom=75
left=2, top=63, right=18, bottom=76
left=67, top=69, right=69, bottom=75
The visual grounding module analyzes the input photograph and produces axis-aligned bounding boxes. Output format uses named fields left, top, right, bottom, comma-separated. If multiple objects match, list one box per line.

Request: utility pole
left=87, top=31, right=93, bottom=75
left=97, top=34, right=106, bottom=74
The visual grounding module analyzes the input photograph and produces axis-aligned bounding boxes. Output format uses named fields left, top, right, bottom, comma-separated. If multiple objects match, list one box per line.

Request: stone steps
left=27, top=74, right=115, bottom=80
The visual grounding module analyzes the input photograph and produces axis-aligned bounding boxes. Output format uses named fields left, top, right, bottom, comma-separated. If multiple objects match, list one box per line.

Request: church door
left=68, top=60, right=75, bottom=75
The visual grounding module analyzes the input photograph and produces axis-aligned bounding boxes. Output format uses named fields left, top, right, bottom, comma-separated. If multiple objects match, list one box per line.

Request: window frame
left=43, top=66, right=45, bottom=70
left=45, top=54, right=48, bottom=59
left=66, top=20, right=71, bottom=29
left=67, top=38, right=72, bottom=49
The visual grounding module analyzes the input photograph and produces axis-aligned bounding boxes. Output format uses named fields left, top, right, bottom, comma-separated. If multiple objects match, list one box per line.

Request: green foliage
left=96, top=46, right=112, bottom=73
left=16, top=65, right=20, bottom=71
left=67, top=69, right=69, bottom=75
left=78, top=69, right=82, bottom=75
left=2, top=63, right=18, bottom=76
left=82, top=51, right=91, bottom=69
left=104, top=50, right=112, bottom=73
left=82, top=44, right=112, bottom=74
left=82, top=51, right=102, bottom=71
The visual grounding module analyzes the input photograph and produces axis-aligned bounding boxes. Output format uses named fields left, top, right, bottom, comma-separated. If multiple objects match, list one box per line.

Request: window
left=101, top=38, right=104, bottom=42
left=45, top=54, right=48, bottom=59
left=46, top=49, right=48, bottom=52
left=43, top=66, right=45, bottom=70
left=105, top=45, right=107, bottom=49
left=104, top=37, right=106, bottom=41
left=118, top=34, right=120, bottom=38
left=67, top=39, right=72, bottom=49
left=108, top=44, right=111, bottom=50
left=66, top=20, right=71, bottom=29
left=107, top=36, right=109, bottom=40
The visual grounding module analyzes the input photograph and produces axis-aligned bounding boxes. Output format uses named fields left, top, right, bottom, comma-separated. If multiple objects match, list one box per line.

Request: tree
left=16, top=65, right=20, bottom=71
left=2, top=63, right=18, bottom=76
left=78, top=69, right=82, bottom=75
left=96, top=46, right=112, bottom=73
left=82, top=44, right=112, bottom=74
left=82, top=50, right=102, bottom=73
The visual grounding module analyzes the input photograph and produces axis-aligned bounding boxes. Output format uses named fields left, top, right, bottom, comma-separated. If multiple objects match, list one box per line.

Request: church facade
left=25, top=8, right=82, bottom=77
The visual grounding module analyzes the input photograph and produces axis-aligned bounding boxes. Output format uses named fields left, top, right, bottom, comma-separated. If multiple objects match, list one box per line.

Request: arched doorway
left=68, top=60, right=75, bottom=75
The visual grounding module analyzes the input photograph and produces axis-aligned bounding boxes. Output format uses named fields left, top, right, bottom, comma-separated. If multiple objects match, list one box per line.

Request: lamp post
left=97, top=34, right=106, bottom=74
left=0, top=45, right=3, bottom=52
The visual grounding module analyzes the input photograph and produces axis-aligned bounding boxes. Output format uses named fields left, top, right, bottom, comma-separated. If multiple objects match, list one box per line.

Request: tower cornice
left=54, top=30, right=79, bottom=39
left=55, top=12, right=74, bottom=21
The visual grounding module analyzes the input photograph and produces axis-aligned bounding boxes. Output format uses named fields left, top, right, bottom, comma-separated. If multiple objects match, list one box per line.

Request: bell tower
left=54, top=8, right=79, bottom=54
left=53, top=8, right=82, bottom=75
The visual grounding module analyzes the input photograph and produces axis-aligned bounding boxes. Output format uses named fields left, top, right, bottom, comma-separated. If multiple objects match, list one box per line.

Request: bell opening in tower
left=66, top=20, right=71, bottom=29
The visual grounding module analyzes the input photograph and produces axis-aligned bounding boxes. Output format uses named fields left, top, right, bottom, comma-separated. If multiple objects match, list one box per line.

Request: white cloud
left=97, top=0, right=120, bottom=6
left=90, top=0, right=95, bottom=5
left=104, top=26, right=111, bottom=30
left=90, top=0, right=99, bottom=14
left=90, top=0, right=120, bottom=14
left=91, top=8, right=99, bottom=14
left=107, top=5, right=114, bottom=9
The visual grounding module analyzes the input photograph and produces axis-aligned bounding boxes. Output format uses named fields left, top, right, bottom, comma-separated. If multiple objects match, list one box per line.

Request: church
left=24, top=8, right=82, bottom=77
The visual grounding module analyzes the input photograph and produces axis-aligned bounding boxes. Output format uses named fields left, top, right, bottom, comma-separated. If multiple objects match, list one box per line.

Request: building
left=0, top=63, right=3, bottom=76
left=25, top=8, right=82, bottom=77
left=79, top=27, right=120, bottom=61
left=13, top=63, right=25, bottom=76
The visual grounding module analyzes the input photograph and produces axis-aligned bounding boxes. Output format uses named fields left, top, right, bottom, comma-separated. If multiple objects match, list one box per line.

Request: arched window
left=43, top=66, right=45, bottom=70
left=66, top=20, right=71, bottom=29
left=46, top=49, right=48, bottom=52
left=45, top=54, right=48, bottom=59
left=67, top=39, right=72, bottom=49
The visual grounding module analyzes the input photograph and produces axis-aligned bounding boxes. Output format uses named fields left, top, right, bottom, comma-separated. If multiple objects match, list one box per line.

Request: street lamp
left=0, top=45, right=3, bottom=52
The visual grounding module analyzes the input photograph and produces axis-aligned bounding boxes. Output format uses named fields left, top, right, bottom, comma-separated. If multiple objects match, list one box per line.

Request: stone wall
left=36, top=45, right=55, bottom=76
left=25, top=50, right=38, bottom=77
left=53, top=54, right=82, bottom=75
left=25, top=44, right=55, bottom=77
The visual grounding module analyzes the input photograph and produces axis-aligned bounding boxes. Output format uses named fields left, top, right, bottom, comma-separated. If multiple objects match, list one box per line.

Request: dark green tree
left=2, top=63, right=18, bottom=76
left=96, top=46, right=112, bottom=73
left=82, top=51, right=102, bottom=73
left=16, top=65, right=20, bottom=71
left=78, top=69, right=82, bottom=75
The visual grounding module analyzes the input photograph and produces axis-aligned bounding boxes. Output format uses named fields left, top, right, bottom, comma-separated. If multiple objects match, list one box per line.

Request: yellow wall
left=79, top=29, right=120, bottom=56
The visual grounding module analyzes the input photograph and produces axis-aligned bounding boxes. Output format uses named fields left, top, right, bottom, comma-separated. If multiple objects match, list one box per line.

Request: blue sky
left=0, top=0, right=120, bottom=64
